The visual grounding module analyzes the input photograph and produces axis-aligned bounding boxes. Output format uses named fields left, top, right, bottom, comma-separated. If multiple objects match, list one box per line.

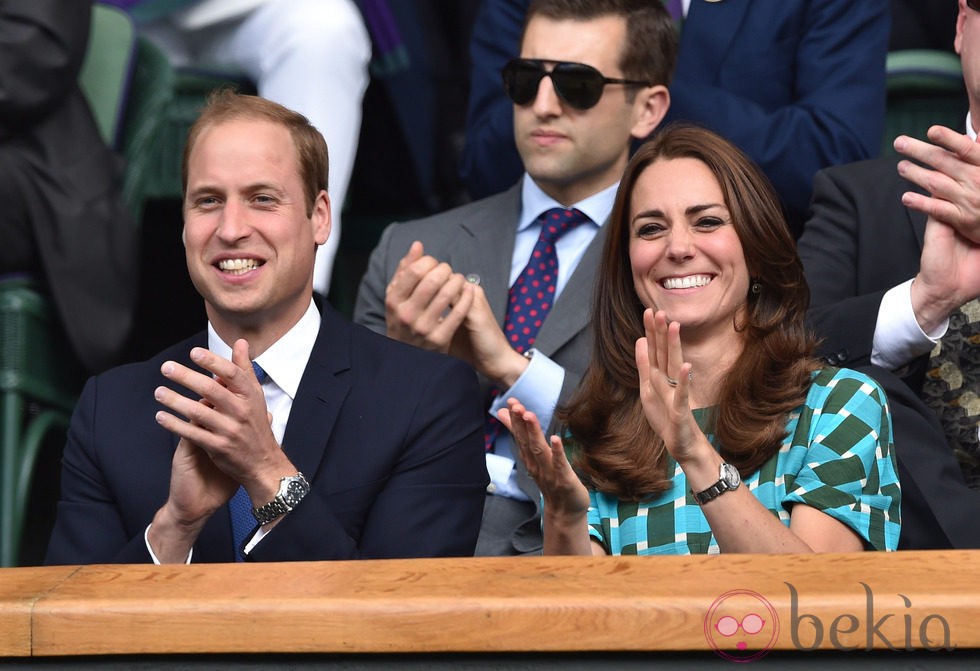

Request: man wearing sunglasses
left=461, top=0, right=889, bottom=240
left=354, top=0, right=675, bottom=555
left=799, top=0, right=980, bottom=549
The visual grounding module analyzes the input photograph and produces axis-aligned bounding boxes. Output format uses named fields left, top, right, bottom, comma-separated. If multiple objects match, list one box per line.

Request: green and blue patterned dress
left=586, top=367, right=901, bottom=554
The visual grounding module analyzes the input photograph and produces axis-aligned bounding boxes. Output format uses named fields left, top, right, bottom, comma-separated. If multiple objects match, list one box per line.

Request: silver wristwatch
left=252, top=472, right=310, bottom=525
left=692, top=462, right=740, bottom=505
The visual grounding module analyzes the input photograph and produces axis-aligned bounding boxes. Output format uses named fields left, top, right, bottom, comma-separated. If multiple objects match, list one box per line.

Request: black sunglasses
left=502, top=58, right=653, bottom=110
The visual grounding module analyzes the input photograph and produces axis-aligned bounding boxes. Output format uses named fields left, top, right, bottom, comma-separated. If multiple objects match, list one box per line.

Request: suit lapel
left=280, top=306, right=352, bottom=480
left=453, top=185, right=522, bottom=322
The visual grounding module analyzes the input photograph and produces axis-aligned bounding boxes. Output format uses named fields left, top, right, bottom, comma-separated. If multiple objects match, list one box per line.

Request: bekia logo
left=704, top=583, right=955, bottom=662
left=704, top=589, right=779, bottom=662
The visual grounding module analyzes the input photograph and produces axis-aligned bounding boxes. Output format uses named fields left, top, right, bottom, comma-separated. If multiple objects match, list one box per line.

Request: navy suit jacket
left=45, top=304, right=489, bottom=564
left=800, top=159, right=980, bottom=549
left=460, top=0, right=888, bottom=236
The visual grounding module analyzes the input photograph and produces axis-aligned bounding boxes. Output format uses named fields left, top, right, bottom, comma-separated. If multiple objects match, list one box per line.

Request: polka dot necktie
left=484, top=207, right=591, bottom=452
left=227, top=361, right=269, bottom=560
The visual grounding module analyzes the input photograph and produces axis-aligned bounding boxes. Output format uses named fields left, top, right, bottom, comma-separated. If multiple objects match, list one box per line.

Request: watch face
left=721, top=463, right=741, bottom=489
left=283, top=480, right=307, bottom=507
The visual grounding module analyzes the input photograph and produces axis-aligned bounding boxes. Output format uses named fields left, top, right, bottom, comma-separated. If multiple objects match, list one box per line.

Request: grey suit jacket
left=353, top=182, right=606, bottom=553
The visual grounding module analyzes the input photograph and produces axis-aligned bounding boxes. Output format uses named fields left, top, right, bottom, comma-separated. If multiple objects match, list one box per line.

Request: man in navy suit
left=45, top=90, right=487, bottom=565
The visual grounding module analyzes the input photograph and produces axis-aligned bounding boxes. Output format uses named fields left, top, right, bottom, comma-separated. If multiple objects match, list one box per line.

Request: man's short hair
left=181, top=89, right=328, bottom=216
left=524, top=0, right=677, bottom=87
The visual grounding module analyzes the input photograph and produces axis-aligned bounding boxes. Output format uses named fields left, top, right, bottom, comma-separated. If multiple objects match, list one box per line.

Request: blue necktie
left=227, top=361, right=268, bottom=561
left=484, top=208, right=590, bottom=452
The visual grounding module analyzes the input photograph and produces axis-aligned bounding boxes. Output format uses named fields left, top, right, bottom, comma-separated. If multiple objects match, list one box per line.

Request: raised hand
left=635, top=309, right=710, bottom=466
left=896, top=125, right=980, bottom=244
left=497, top=398, right=589, bottom=517
left=384, top=241, right=475, bottom=352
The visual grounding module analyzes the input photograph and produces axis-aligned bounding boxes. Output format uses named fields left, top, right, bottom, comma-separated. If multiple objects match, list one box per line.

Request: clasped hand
left=385, top=241, right=529, bottom=388
left=153, top=339, right=288, bottom=525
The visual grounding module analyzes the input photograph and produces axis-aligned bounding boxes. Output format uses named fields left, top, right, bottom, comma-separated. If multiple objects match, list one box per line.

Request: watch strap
left=692, top=463, right=739, bottom=505
left=252, top=472, right=309, bottom=525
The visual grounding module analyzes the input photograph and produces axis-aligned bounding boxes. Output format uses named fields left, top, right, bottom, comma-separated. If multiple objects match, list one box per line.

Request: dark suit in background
left=0, top=0, right=138, bottom=373
left=45, top=305, right=488, bottom=564
left=890, top=0, right=958, bottom=51
left=460, top=0, right=889, bottom=237
left=800, top=158, right=980, bottom=549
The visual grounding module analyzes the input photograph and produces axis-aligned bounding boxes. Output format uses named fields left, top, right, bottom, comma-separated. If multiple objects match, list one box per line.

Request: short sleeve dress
left=586, top=367, right=901, bottom=554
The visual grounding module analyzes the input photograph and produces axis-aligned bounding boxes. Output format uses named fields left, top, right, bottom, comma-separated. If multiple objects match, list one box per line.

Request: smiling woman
left=498, top=124, right=901, bottom=556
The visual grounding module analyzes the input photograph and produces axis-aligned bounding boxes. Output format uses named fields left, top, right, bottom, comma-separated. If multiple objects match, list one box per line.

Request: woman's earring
left=750, top=280, right=762, bottom=295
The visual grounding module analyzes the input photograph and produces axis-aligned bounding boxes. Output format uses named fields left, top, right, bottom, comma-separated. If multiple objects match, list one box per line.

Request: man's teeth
left=662, top=275, right=712, bottom=290
left=218, top=259, right=261, bottom=274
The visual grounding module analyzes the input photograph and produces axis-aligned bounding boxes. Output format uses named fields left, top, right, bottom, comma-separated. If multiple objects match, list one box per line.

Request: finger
left=389, top=262, right=456, bottom=331
left=635, top=335, right=651, bottom=391
left=897, top=159, right=959, bottom=201
left=672, top=361, right=694, bottom=414
left=927, top=125, right=980, bottom=165
left=392, top=240, right=425, bottom=278
left=547, top=434, right=569, bottom=471
left=434, top=279, right=474, bottom=338
left=652, top=310, right=671, bottom=378
left=387, top=245, right=439, bottom=302
left=160, top=358, right=230, bottom=405
left=899, top=191, right=966, bottom=229
left=419, top=270, right=469, bottom=333
left=504, top=399, right=533, bottom=451
left=666, top=319, right=684, bottom=382
left=640, top=309, right=657, bottom=371
left=154, top=407, right=220, bottom=446
left=894, top=128, right=979, bottom=171
left=502, top=399, right=547, bottom=464
left=188, top=347, right=251, bottom=390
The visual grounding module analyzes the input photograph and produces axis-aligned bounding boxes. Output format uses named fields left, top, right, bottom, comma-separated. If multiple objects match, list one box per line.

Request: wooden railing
left=2, top=552, right=978, bottom=659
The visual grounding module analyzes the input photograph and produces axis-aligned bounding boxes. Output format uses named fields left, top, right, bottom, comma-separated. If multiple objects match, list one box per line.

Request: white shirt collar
left=967, top=112, right=977, bottom=142
left=518, top=173, right=618, bottom=233
left=206, top=299, right=320, bottom=400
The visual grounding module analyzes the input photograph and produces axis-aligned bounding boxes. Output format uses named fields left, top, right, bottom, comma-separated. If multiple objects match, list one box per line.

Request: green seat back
left=78, top=3, right=138, bottom=149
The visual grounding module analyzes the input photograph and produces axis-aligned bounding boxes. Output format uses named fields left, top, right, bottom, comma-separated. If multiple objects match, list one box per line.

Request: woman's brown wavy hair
left=557, top=124, right=820, bottom=501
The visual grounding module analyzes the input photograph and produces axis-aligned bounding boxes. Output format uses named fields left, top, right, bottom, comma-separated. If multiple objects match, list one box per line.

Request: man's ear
left=631, top=85, right=671, bottom=140
left=312, top=190, right=331, bottom=246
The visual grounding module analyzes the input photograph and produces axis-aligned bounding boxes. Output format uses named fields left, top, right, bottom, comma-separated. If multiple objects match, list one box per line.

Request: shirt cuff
left=872, top=279, right=947, bottom=370
left=145, top=523, right=193, bottom=565
left=244, top=526, right=267, bottom=554
left=488, top=348, right=565, bottom=431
